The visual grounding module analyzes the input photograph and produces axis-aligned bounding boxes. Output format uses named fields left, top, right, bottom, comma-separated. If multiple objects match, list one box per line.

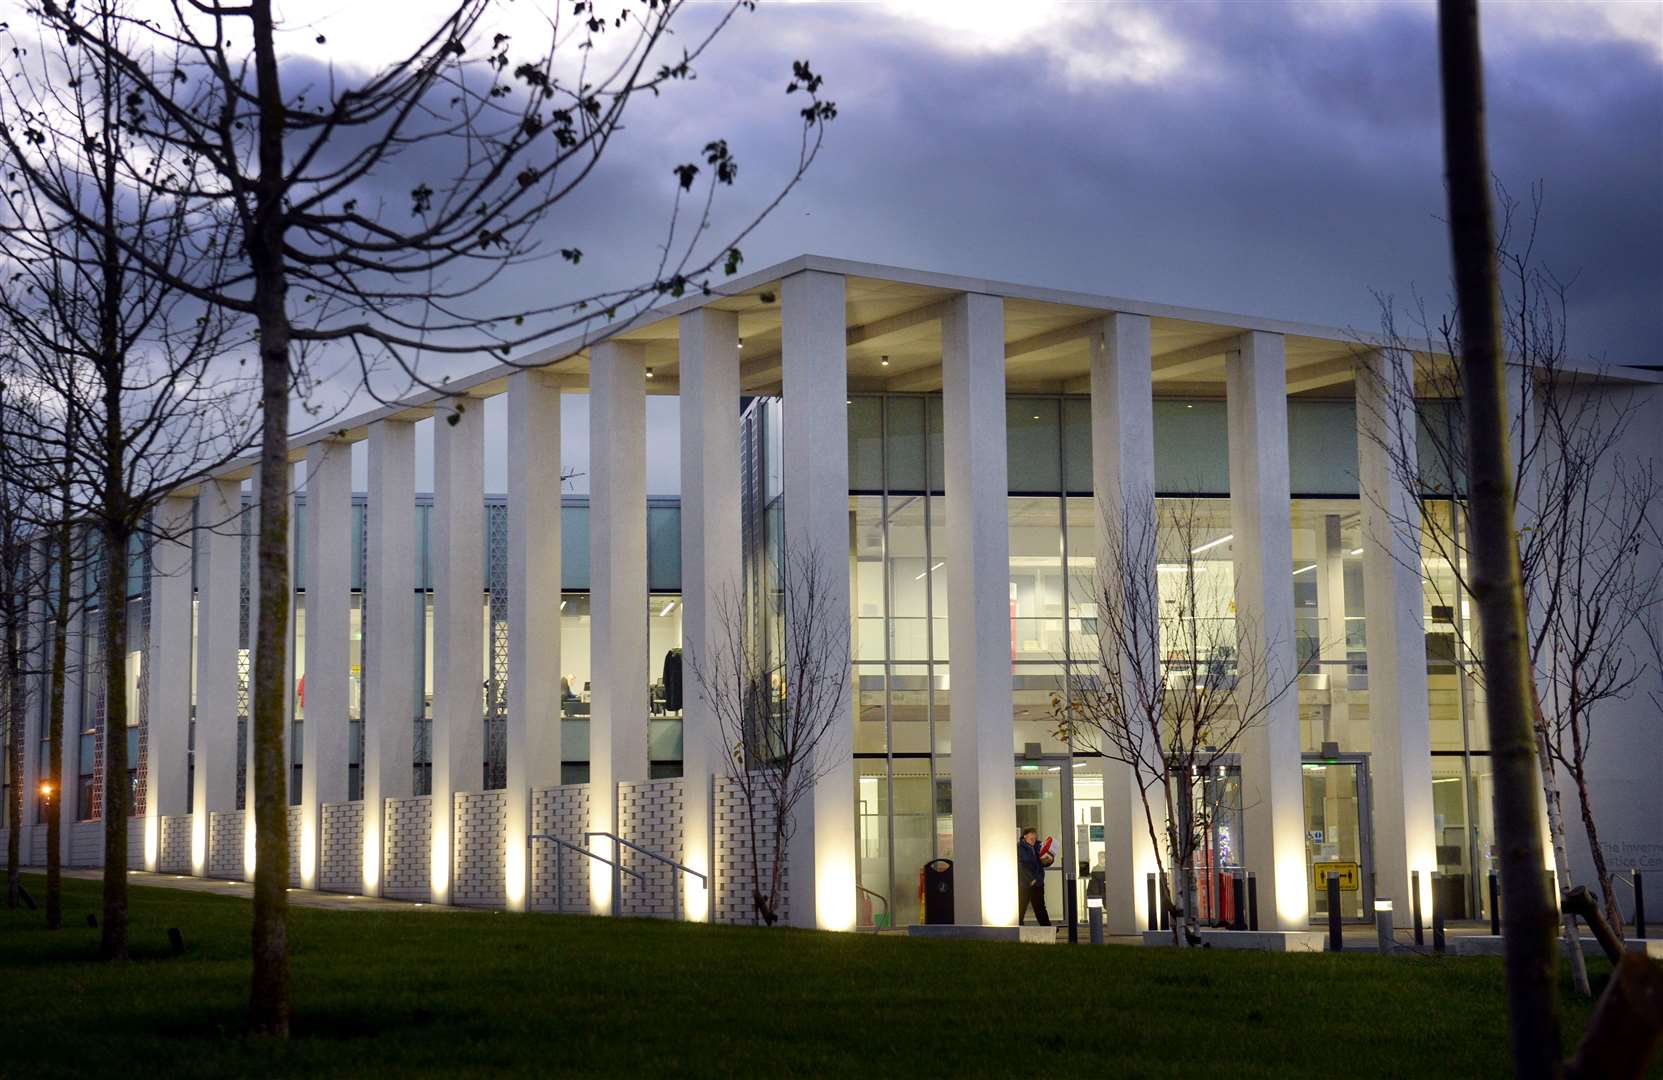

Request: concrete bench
left=1448, top=935, right=1663, bottom=960
left=1142, top=929, right=1327, bottom=952
left=906, top=925, right=1057, bottom=944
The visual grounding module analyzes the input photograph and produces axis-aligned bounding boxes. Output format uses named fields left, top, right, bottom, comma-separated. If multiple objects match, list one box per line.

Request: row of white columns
left=42, top=269, right=1433, bottom=936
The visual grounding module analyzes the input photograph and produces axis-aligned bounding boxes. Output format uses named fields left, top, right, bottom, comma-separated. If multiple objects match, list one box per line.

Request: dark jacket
left=1019, top=840, right=1047, bottom=888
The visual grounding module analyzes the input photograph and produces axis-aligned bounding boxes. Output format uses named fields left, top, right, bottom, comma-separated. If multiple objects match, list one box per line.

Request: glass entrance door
left=1015, top=759, right=1069, bottom=925
left=1302, top=755, right=1373, bottom=921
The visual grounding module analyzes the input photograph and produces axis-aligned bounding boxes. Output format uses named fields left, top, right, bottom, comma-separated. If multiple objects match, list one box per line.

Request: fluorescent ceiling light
left=559, top=600, right=566, bottom=611
left=914, top=561, right=945, bottom=581
left=1191, top=533, right=1233, bottom=554
left=659, top=600, right=677, bottom=617
left=1293, top=564, right=1317, bottom=576
left=1157, top=564, right=1208, bottom=574
left=1349, top=548, right=1364, bottom=556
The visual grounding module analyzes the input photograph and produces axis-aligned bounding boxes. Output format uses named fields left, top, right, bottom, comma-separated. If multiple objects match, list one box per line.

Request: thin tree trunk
left=247, top=0, right=293, bottom=1037
left=1536, top=722, right=1590, bottom=996
left=45, top=498, right=72, bottom=930
left=1572, top=768, right=1622, bottom=938
left=1438, top=1, right=1563, bottom=1073
left=99, top=517, right=130, bottom=962
left=3, top=589, right=21, bottom=910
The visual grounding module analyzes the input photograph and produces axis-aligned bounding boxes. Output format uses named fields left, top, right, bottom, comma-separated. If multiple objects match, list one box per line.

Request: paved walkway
left=58, top=869, right=474, bottom=914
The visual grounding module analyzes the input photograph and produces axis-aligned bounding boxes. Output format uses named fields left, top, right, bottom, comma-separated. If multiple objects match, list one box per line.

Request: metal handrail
left=585, top=831, right=709, bottom=923
left=527, top=833, right=644, bottom=916
left=855, top=883, right=890, bottom=932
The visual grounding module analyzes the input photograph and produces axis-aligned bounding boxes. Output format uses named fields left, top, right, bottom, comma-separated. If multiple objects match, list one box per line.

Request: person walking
left=1018, top=828, right=1052, bottom=926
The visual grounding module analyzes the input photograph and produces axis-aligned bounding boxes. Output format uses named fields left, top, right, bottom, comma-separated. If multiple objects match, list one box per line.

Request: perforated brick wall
left=158, top=814, right=193, bottom=872
left=715, top=776, right=789, bottom=925
left=286, top=805, right=303, bottom=887
left=530, top=784, right=591, bottom=913
left=208, top=810, right=244, bottom=878
left=453, top=791, right=508, bottom=907
left=320, top=801, right=365, bottom=893
left=618, top=778, right=684, bottom=917
left=383, top=795, right=431, bottom=901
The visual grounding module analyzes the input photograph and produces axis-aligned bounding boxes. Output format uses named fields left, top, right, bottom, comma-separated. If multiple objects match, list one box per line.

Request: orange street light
left=38, top=781, right=53, bottom=800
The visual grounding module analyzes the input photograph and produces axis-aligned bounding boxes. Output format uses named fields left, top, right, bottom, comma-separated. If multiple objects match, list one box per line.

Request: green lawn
left=0, top=874, right=1608, bottom=1078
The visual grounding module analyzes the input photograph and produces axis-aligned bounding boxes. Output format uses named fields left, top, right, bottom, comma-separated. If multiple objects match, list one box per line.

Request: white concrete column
left=940, top=292, right=1016, bottom=927
left=506, top=373, right=561, bottom=911
left=430, top=400, right=485, bottom=906
left=243, top=468, right=295, bottom=881
left=589, top=339, right=649, bottom=915
left=144, top=495, right=195, bottom=869
left=679, top=307, right=741, bottom=923
left=1225, top=330, right=1309, bottom=930
left=780, top=269, right=856, bottom=931
left=192, top=479, right=243, bottom=874
left=1358, top=348, right=1436, bottom=916
left=1089, top=312, right=1162, bottom=935
left=363, top=419, right=417, bottom=896
left=299, top=440, right=352, bottom=888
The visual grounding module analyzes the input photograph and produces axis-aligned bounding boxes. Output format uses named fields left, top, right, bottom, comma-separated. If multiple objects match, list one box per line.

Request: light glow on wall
left=299, top=813, right=317, bottom=885
left=684, top=836, right=710, bottom=922
left=816, top=857, right=857, bottom=931
left=144, top=815, right=159, bottom=871
left=981, top=848, right=1019, bottom=927
left=244, top=812, right=257, bottom=878
left=590, top=834, right=614, bottom=913
left=362, top=821, right=380, bottom=893
left=1276, top=852, right=1310, bottom=929
left=191, top=816, right=208, bottom=876
left=505, top=839, right=526, bottom=910
left=431, top=821, right=450, bottom=901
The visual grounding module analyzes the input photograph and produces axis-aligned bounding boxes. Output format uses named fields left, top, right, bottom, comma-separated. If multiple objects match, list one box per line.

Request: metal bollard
left=1635, top=869, right=1647, bottom=940
left=1374, top=898, right=1394, bottom=955
left=1066, top=881, right=1079, bottom=944
left=1433, top=908, right=1446, bottom=953
left=1411, top=870, right=1424, bottom=946
left=1088, top=897, right=1105, bottom=945
left=1488, top=872, right=1500, bottom=936
left=1248, top=873, right=1259, bottom=931
left=1146, top=873, right=1158, bottom=933
left=1159, top=871, right=1170, bottom=931
left=1328, top=873, right=1343, bottom=952
left=1232, top=874, right=1247, bottom=931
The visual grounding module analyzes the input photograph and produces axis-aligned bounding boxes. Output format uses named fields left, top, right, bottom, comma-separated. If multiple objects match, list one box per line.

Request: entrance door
left=1014, top=759, right=1069, bottom=925
left=1302, top=755, right=1373, bottom=921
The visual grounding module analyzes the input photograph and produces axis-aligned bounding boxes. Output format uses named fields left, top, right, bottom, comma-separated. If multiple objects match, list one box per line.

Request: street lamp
left=1374, top=897, right=1395, bottom=954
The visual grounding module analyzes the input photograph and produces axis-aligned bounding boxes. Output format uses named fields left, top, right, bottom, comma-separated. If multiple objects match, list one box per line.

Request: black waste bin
left=923, top=859, right=954, bottom=924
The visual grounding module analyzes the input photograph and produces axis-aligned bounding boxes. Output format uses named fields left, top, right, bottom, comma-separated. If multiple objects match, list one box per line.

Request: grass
left=0, top=874, right=1612, bottom=1078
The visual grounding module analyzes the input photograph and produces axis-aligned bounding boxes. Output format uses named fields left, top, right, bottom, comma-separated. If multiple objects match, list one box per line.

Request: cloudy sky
left=262, top=0, right=1662, bottom=492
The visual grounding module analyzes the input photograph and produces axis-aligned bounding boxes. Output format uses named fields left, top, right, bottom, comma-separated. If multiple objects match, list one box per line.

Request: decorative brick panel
left=158, top=814, right=193, bottom=873
left=453, top=791, right=508, bottom=907
left=286, top=805, right=303, bottom=888
left=618, top=778, right=684, bottom=917
left=383, top=795, right=431, bottom=901
left=715, top=776, right=789, bottom=925
left=320, top=801, right=365, bottom=894
left=530, top=784, right=591, bottom=913
left=208, top=811, right=244, bottom=878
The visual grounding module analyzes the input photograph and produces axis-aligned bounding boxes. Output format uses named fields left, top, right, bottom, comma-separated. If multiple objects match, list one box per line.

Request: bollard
left=1159, top=871, right=1170, bottom=931
left=1146, top=873, right=1158, bottom=933
left=1328, top=873, right=1343, bottom=952
left=1635, top=869, right=1647, bottom=940
left=1433, top=909, right=1446, bottom=953
left=1411, top=870, right=1424, bottom=946
left=1374, top=898, right=1395, bottom=955
left=1231, top=874, right=1247, bottom=931
left=1488, top=872, right=1500, bottom=936
left=1066, top=882, right=1079, bottom=944
left=1248, top=873, right=1260, bottom=931
left=1088, top=897, right=1105, bottom=945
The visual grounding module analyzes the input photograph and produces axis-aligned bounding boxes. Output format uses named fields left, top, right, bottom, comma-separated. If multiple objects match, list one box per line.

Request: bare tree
left=1358, top=180, right=1659, bottom=990
left=1053, top=496, right=1307, bottom=946
left=0, top=5, right=259, bottom=960
left=0, top=384, right=46, bottom=910
left=688, top=546, right=851, bottom=927
left=13, top=0, right=832, bottom=1030
left=1437, top=1, right=1562, bottom=1071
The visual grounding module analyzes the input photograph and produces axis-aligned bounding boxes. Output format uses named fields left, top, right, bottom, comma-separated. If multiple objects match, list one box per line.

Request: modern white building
left=4, top=255, right=1659, bottom=935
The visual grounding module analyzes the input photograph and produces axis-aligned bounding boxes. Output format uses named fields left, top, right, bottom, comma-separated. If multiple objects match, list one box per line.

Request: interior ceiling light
left=880, top=354, right=890, bottom=367
left=915, top=560, right=945, bottom=581
left=645, top=367, right=654, bottom=379
left=659, top=600, right=676, bottom=617
left=1293, top=564, right=1317, bottom=575
left=1349, top=547, right=1364, bottom=556
left=1191, top=533, right=1233, bottom=554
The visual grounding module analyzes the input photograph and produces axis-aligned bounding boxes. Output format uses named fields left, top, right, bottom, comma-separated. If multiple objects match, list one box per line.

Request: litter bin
left=923, top=859, right=954, bottom=924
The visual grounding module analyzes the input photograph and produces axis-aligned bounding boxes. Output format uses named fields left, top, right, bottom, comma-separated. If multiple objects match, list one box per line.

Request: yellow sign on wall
left=1313, top=861, right=1361, bottom=892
